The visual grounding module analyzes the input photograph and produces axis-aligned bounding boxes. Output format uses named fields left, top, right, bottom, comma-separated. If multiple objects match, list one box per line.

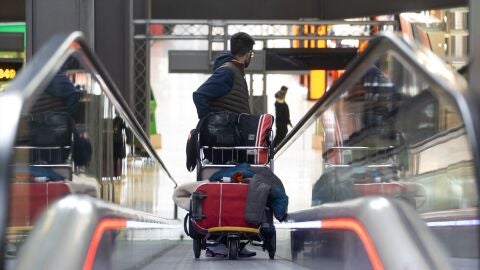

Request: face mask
left=244, top=57, right=251, bottom=68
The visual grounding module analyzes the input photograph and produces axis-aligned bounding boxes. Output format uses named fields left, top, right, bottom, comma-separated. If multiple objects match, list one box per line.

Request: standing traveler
left=193, top=32, right=255, bottom=119
left=192, top=32, right=257, bottom=257
left=273, top=86, right=292, bottom=147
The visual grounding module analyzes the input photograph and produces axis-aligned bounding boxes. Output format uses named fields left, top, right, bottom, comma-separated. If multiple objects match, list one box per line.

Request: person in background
left=273, top=86, right=292, bottom=147
left=193, top=32, right=255, bottom=119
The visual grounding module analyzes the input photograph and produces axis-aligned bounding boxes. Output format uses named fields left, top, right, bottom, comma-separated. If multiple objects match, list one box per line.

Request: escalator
left=272, top=32, right=480, bottom=269
left=0, top=30, right=478, bottom=270
left=0, top=32, right=181, bottom=270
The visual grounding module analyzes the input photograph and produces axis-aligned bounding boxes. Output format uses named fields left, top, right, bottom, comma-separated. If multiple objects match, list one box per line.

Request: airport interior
left=0, top=0, right=479, bottom=269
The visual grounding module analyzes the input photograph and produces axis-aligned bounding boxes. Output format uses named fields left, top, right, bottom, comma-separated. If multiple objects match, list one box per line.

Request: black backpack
left=200, top=111, right=240, bottom=146
left=186, top=111, right=241, bottom=171
left=186, top=128, right=200, bottom=172
left=185, top=113, right=211, bottom=172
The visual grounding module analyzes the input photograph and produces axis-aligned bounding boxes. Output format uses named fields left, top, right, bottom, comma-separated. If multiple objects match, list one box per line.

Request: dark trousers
left=273, top=126, right=288, bottom=147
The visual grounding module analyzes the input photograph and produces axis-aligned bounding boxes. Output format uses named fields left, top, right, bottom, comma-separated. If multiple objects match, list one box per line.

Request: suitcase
left=9, top=182, right=100, bottom=227
left=9, top=182, right=73, bottom=227
left=190, top=182, right=256, bottom=231
left=187, top=183, right=276, bottom=260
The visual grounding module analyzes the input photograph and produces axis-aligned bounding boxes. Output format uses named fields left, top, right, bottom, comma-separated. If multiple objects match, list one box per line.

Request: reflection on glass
left=8, top=57, right=94, bottom=259
left=275, top=53, right=478, bottom=268
left=310, top=56, right=475, bottom=212
left=7, top=55, right=176, bottom=262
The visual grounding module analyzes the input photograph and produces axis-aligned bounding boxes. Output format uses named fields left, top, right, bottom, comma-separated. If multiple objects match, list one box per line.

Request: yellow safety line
left=7, top=226, right=33, bottom=232
left=207, top=226, right=259, bottom=233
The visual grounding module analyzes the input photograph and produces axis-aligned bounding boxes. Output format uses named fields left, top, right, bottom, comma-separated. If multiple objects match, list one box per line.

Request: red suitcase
left=191, top=182, right=256, bottom=231
left=9, top=182, right=73, bottom=227
left=187, top=182, right=276, bottom=260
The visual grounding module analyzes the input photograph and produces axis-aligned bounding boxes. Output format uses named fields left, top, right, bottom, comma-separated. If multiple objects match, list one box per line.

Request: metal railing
left=131, top=19, right=398, bottom=129
left=133, top=19, right=398, bottom=41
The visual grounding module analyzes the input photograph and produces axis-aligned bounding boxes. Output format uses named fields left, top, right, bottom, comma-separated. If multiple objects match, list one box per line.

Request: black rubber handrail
left=273, top=32, right=480, bottom=189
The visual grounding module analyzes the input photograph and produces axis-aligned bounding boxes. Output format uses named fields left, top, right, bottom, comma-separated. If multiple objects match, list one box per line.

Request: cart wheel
left=266, top=231, right=276, bottom=259
left=193, top=238, right=201, bottom=258
left=228, top=239, right=238, bottom=260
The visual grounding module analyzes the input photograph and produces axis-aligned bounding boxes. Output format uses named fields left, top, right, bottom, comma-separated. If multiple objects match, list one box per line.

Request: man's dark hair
left=230, top=32, right=255, bottom=56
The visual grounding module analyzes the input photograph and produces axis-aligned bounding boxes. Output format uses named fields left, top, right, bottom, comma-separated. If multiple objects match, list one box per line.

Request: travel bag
left=238, top=113, right=274, bottom=164
left=190, top=182, right=256, bottom=230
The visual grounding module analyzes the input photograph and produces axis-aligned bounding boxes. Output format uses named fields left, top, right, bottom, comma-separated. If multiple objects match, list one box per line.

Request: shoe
left=205, top=243, right=228, bottom=257
left=238, top=246, right=256, bottom=257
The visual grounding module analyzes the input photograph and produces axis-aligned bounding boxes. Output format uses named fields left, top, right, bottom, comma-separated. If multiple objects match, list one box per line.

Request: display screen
left=0, top=59, right=22, bottom=82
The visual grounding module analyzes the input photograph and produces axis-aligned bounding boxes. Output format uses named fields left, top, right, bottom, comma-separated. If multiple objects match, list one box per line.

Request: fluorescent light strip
left=275, top=221, right=322, bottom=229
left=126, top=221, right=182, bottom=229
left=426, top=219, right=480, bottom=227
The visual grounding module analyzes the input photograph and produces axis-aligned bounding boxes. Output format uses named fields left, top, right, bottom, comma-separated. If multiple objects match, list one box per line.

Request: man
left=193, top=32, right=254, bottom=119
left=192, top=32, right=257, bottom=258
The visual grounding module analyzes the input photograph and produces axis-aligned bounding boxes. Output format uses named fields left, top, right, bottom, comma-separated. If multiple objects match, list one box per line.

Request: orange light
left=317, top=25, right=326, bottom=48
left=358, top=40, right=369, bottom=53
left=293, top=25, right=299, bottom=35
left=293, top=25, right=299, bottom=48
left=322, top=218, right=384, bottom=270
left=69, top=43, right=81, bottom=49
left=310, top=25, right=316, bottom=48
left=302, top=74, right=309, bottom=87
left=303, top=40, right=309, bottom=48
left=83, top=218, right=126, bottom=270
left=309, top=70, right=326, bottom=99
left=293, top=40, right=299, bottom=48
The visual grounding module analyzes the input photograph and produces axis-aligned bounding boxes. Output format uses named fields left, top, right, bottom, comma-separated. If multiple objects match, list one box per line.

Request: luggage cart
left=185, top=132, right=276, bottom=259
left=196, top=145, right=274, bottom=181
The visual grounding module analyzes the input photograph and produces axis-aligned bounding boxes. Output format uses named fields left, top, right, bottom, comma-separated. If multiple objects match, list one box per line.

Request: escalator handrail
left=286, top=196, right=453, bottom=270
left=15, top=194, right=181, bottom=270
left=271, top=30, right=480, bottom=270
left=0, top=31, right=177, bottom=187
left=274, top=32, right=477, bottom=170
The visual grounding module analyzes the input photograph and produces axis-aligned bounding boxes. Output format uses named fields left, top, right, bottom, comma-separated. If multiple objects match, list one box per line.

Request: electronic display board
left=0, top=59, right=22, bottom=82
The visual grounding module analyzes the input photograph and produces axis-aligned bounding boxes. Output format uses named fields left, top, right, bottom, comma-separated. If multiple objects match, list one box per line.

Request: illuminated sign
left=0, top=59, right=22, bottom=82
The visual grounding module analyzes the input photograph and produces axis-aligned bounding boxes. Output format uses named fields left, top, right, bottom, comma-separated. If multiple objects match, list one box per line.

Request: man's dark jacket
left=246, top=167, right=289, bottom=224
left=193, top=53, right=250, bottom=119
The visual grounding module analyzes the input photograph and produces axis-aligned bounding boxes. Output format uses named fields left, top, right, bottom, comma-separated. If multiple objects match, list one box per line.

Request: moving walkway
left=0, top=30, right=478, bottom=269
